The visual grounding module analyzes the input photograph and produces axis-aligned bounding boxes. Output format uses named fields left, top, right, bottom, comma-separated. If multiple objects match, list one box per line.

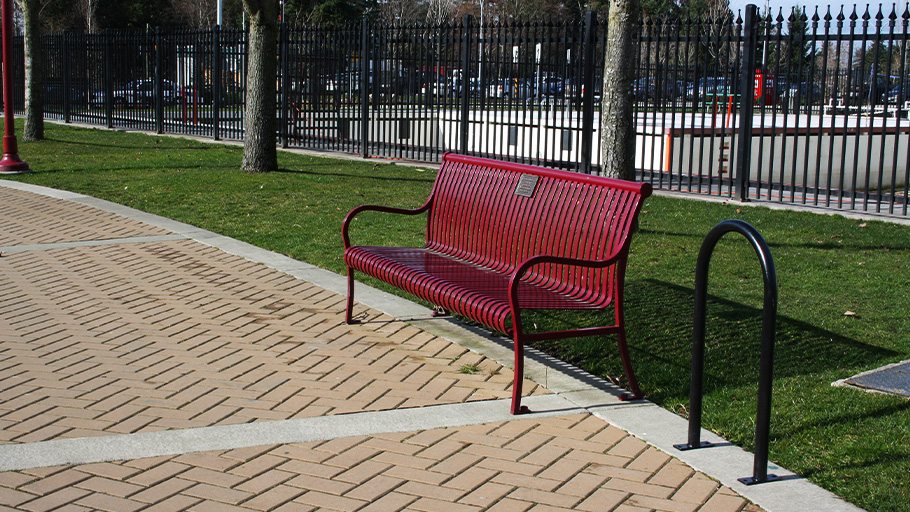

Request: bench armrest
left=507, top=253, right=625, bottom=304
left=342, top=202, right=432, bottom=248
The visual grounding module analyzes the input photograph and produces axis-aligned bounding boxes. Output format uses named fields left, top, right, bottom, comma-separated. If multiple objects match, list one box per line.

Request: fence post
left=735, top=4, right=759, bottom=202
left=580, top=10, right=597, bottom=174
left=460, top=14, right=473, bottom=155
left=155, top=27, right=164, bottom=134
left=360, top=18, right=369, bottom=158
left=103, top=29, right=113, bottom=128
left=279, top=21, right=289, bottom=149
left=62, top=31, right=70, bottom=123
left=212, top=24, right=221, bottom=141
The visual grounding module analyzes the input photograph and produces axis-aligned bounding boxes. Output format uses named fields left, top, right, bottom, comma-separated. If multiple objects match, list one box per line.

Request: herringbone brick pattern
left=0, top=414, right=763, bottom=512
left=0, top=185, right=769, bottom=512
left=0, top=239, right=540, bottom=445
left=0, top=188, right=169, bottom=246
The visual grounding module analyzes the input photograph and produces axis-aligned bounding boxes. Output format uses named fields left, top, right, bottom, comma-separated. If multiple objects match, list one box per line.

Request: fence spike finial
left=824, top=6, right=833, bottom=21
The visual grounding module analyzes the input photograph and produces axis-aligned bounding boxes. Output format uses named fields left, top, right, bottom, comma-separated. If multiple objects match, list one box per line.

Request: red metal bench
left=342, top=153, right=652, bottom=414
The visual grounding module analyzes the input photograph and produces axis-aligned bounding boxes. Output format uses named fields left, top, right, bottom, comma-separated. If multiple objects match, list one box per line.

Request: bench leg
left=615, top=283, right=644, bottom=401
left=510, top=332, right=529, bottom=415
left=617, top=329, right=644, bottom=401
left=345, top=268, right=358, bottom=324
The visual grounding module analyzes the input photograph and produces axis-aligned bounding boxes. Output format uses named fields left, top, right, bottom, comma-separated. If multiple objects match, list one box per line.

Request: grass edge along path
left=4, top=122, right=909, bottom=512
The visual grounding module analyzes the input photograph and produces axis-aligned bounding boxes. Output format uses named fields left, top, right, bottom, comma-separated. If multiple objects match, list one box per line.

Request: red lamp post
left=0, top=0, right=29, bottom=174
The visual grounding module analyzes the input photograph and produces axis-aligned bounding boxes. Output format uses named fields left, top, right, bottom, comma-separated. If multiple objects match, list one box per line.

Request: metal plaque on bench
left=515, top=174, right=539, bottom=198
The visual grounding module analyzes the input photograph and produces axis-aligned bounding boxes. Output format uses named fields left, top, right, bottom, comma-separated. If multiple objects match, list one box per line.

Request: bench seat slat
left=346, top=246, right=602, bottom=334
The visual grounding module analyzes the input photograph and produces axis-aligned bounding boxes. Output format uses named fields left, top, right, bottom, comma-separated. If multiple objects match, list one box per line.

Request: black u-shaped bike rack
left=673, top=219, right=782, bottom=485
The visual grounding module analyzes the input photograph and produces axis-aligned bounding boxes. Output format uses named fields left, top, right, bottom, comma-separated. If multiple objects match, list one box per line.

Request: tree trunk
left=599, top=0, right=639, bottom=180
left=20, top=0, right=43, bottom=141
left=80, top=0, right=98, bottom=33
left=241, top=0, right=278, bottom=172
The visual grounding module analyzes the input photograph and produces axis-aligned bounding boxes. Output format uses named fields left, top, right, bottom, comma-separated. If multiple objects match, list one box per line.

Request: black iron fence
left=32, top=27, right=247, bottom=138
left=13, top=4, right=910, bottom=216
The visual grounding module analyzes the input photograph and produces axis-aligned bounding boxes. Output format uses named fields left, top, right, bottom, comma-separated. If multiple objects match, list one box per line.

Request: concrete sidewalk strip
left=0, top=395, right=580, bottom=472
left=0, top=234, right=189, bottom=254
left=0, top=181, right=867, bottom=512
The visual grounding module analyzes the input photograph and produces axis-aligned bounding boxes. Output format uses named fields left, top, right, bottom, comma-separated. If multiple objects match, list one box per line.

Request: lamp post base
left=0, top=152, right=29, bottom=174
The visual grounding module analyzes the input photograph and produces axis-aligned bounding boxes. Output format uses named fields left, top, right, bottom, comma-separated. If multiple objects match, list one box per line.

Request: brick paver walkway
left=0, top=184, right=765, bottom=511
left=1, top=415, right=756, bottom=512
left=1, top=189, right=540, bottom=445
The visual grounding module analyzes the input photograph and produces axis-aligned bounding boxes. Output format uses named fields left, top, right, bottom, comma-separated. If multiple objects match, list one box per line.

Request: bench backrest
left=426, top=153, right=652, bottom=306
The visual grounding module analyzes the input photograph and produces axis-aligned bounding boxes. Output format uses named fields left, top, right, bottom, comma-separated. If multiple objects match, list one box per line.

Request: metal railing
left=13, top=4, right=910, bottom=216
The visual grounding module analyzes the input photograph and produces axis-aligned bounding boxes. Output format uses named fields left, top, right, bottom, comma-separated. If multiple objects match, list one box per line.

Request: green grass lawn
left=5, top=122, right=909, bottom=512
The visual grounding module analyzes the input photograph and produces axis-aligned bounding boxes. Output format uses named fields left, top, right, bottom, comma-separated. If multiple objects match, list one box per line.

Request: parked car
left=343, top=64, right=414, bottom=96
left=845, top=73, right=891, bottom=104
left=887, top=82, right=910, bottom=104
left=564, top=75, right=602, bottom=101
left=450, top=70, right=479, bottom=96
left=633, top=77, right=685, bottom=102
left=487, top=78, right=533, bottom=99
left=414, top=70, right=445, bottom=96
left=43, top=85, right=87, bottom=108
left=92, top=79, right=178, bottom=108
left=780, top=81, right=822, bottom=105
left=432, top=78, right=449, bottom=96
left=687, top=77, right=735, bottom=99
left=533, top=73, right=564, bottom=97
